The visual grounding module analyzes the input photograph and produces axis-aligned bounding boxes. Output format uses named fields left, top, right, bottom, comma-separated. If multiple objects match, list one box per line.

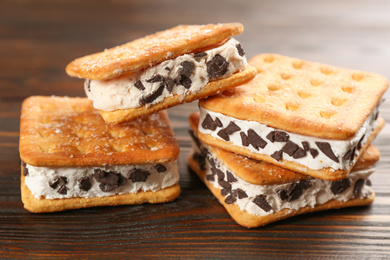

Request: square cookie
left=19, top=96, right=180, bottom=213
left=189, top=112, right=377, bottom=228
left=66, top=23, right=256, bottom=124
left=198, top=54, right=388, bottom=180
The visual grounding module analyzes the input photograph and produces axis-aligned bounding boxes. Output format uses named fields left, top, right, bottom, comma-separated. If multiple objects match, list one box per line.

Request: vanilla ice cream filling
left=198, top=106, right=379, bottom=171
left=190, top=142, right=373, bottom=217
left=24, top=161, right=179, bottom=200
left=85, top=38, right=248, bottom=111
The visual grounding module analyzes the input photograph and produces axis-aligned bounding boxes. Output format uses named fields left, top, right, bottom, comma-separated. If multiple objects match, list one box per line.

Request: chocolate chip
left=271, top=150, right=283, bottom=161
left=22, top=161, right=28, bottom=176
left=225, top=194, right=237, bottom=204
left=226, top=171, right=237, bottom=183
left=215, top=117, right=223, bottom=128
left=207, top=54, right=229, bottom=79
left=266, top=131, right=275, bottom=142
left=93, top=169, right=125, bottom=192
left=354, top=179, right=365, bottom=197
left=140, top=83, right=165, bottom=104
left=302, top=141, right=310, bottom=151
left=357, top=134, right=365, bottom=150
left=179, top=61, right=194, bottom=78
left=236, top=44, right=245, bottom=57
left=194, top=52, right=207, bottom=58
left=301, top=180, right=312, bottom=190
left=218, top=179, right=232, bottom=190
left=163, top=77, right=174, bottom=92
left=207, top=157, right=216, bottom=168
left=267, top=131, right=290, bottom=143
left=217, top=129, right=230, bottom=141
left=134, top=80, right=145, bottom=91
left=278, top=189, right=288, bottom=201
left=177, top=75, right=192, bottom=89
left=49, top=176, right=67, bottom=189
left=292, top=147, right=307, bottom=159
left=146, top=74, right=164, bottom=83
left=212, top=168, right=225, bottom=181
left=280, top=180, right=312, bottom=202
left=57, top=185, right=67, bottom=195
left=253, top=195, right=272, bottom=212
left=202, top=113, right=217, bottom=130
left=154, top=164, right=167, bottom=173
left=205, top=174, right=215, bottom=181
left=330, top=178, right=351, bottom=195
left=224, top=122, right=241, bottom=135
left=309, top=148, right=319, bottom=158
left=221, top=188, right=230, bottom=197
left=247, top=129, right=267, bottom=150
left=366, top=179, right=372, bottom=186
left=343, top=149, right=353, bottom=161
left=240, top=132, right=249, bottom=146
left=165, top=67, right=171, bottom=71
left=282, top=141, right=299, bottom=156
left=117, top=173, right=127, bottom=187
left=78, top=177, right=91, bottom=191
left=316, top=142, right=339, bottom=163
left=128, top=168, right=150, bottom=182
left=236, top=189, right=248, bottom=199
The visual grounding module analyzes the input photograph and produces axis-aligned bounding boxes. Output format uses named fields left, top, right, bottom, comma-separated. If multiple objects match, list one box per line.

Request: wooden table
left=1, top=0, right=389, bottom=258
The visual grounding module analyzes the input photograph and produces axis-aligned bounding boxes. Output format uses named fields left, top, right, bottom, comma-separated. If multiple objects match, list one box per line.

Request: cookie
left=189, top=112, right=377, bottom=228
left=198, top=54, right=388, bottom=180
left=19, top=96, right=180, bottom=213
left=66, top=23, right=257, bottom=124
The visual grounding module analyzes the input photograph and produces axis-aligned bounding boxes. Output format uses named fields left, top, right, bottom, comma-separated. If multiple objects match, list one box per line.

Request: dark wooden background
left=1, top=0, right=390, bottom=258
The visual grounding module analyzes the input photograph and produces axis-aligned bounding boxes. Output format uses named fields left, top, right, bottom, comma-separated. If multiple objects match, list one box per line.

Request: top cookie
left=200, top=53, right=388, bottom=139
left=66, top=23, right=244, bottom=80
left=19, top=96, right=179, bottom=167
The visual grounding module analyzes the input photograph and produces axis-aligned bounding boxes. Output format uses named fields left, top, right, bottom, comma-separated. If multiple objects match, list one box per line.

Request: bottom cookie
left=21, top=173, right=180, bottom=213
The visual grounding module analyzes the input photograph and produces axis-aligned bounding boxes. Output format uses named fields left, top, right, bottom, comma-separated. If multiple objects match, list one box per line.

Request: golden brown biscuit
left=198, top=54, right=387, bottom=180
left=189, top=113, right=377, bottom=228
left=66, top=23, right=256, bottom=124
left=19, top=96, right=180, bottom=213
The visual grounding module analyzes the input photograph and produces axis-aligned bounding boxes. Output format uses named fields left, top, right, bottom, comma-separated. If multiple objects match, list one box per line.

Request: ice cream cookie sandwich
left=198, top=54, right=388, bottom=180
left=189, top=113, right=378, bottom=228
left=19, top=96, right=180, bottom=213
left=66, top=23, right=257, bottom=124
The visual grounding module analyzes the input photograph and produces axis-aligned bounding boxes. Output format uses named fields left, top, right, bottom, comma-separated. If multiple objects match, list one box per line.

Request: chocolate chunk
left=366, top=179, right=372, bottom=186
left=374, top=111, right=379, bottom=120
left=316, top=142, right=339, bottom=163
left=253, top=195, right=272, bottom=212
left=302, top=141, right=310, bottom=151
left=205, top=174, right=215, bottom=181
left=221, top=188, right=230, bottom=197
left=350, top=147, right=356, bottom=161
left=178, top=75, right=192, bottom=89
left=236, top=188, right=248, bottom=199
left=240, top=132, right=249, bottom=147
left=146, top=74, right=164, bottom=83
left=280, top=180, right=312, bottom=202
left=292, top=147, right=307, bottom=159
left=140, top=83, right=165, bottom=105
left=57, top=185, right=67, bottom=195
left=134, top=80, right=145, bottom=91
left=164, top=77, right=174, bottom=92
left=278, top=189, right=288, bottom=201
left=165, top=67, right=171, bottom=71
left=357, top=134, right=365, bottom=150
left=224, top=122, right=241, bottom=135
left=189, top=130, right=202, bottom=150
left=236, top=44, right=245, bottom=56
left=354, top=179, right=365, bottom=197
left=301, top=180, right=313, bottom=190
left=212, top=168, right=225, bottom=181
left=22, top=162, right=29, bottom=176
left=93, top=169, right=126, bottom=192
left=218, top=179, right=232, bottom=190
left=128, top=168, right=150, bottom=182
left=78, top=177, right=91, bottom=191
left=226, top=171, right=237, bottom=183
left=225, top=194, right=237, bottom=204
left=266, top=131, right=275, bottom=142
left=207, top=157, right=216, bottom=168
left=49, top=176, right=67, bottom=189
left=117, top=173, right=127, bottom=187
left=154, top=164, right=167, bottom=173
left=214, top=117, right=223, bottom=128
left=86, top=79, right=91, bottom=92
left=207, top=54, right=229, bottom=79
left=179, top=61, right=194, bottom=77
left=282, top=141, right=299, bottom=156
left=330, top=178, right=351, bottom=195
left=343, top=149, right=353, bottom=161
left=247, top=129, right=267, bottom=150
left=202, top=113, right=217, bottom=130
left=267, top=131, right=290, bottom=143
left=271, top=150, right=283, bottom=161
left=217, top=129, right=230, bottom=141
left=194, top=52, right=207, bottom=58
left=309, top=148, right=319, bottom=158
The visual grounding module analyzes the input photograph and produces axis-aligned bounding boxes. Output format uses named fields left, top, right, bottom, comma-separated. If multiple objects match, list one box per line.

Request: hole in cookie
left=351, top=73, right=364, bottom=82
left=310, top=79, right=323, bottom=87
left=140, top=129, right=154, bottom=136
left=253, top=95, right=265, bottom=103
left=38, top=130, right=51, bottom=138
left=268, top=84, right=281, bottom=91
left=292, top=61, right=304, bottom=69
left=342, top=85, right=355, bottom=93
left=298, top=91, right=311, bottom=99
left=331, top=98, right=347, bottom=107
left=320, top=110, right=337, bottom=119
left=280, top=73, right=292, bottom=80
left=286, top=103, right=299, bottom=111
left=263, top=55, right=275, bottom=63
left=320, top=67, right=334, bottom=76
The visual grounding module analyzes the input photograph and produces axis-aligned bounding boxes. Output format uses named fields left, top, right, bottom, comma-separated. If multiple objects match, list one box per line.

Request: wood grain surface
left=1, top=0, right=390, bottom=259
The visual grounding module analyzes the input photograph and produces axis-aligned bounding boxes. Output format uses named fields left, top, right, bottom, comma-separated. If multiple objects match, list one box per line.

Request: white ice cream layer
left=198, top=106, right=379, bottom=171
left=85, top=38, right=248, bottom=111
left=190, top=143, right=373, bottom=217
left=25, top=161, right=179, bottom=199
